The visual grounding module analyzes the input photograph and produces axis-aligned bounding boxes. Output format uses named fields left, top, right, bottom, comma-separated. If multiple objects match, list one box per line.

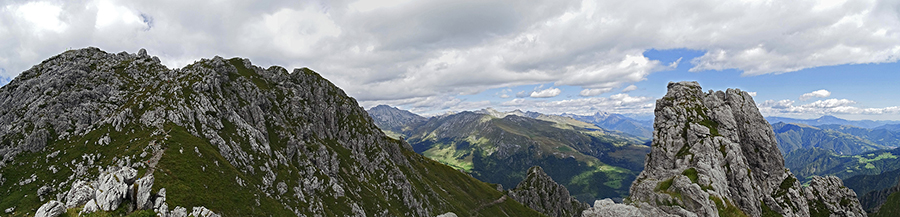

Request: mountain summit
left=585, top=81, right=865, bottom=217
left=0, top=48, right=537, bottom=216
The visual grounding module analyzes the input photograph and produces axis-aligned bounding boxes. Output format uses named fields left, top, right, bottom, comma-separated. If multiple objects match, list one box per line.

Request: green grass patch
left=656, top=177, right=674, bottom=192
left=682, top=168, right=699, bottom=184
left=855, top=152, right=897, bottom=164
left=152, top=124, right=295, bottom=216
left=710, top=195, right=748, bottom=217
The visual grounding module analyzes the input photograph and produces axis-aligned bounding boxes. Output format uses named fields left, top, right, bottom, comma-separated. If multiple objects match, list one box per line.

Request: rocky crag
left=584, top=81, right=865, bottom=217
left=507, top=166, right=589, bottom=217
left=366, top=105, right=426, bottom=133
left=0, top=48, right=538, bottom=216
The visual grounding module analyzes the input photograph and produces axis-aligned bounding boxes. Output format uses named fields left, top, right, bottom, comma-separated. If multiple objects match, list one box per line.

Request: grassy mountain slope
left=403, top=111, right=649, bottom=203
left=871, top=189, right=900, bottom=217
left=0, top=48, right=539, bottom=216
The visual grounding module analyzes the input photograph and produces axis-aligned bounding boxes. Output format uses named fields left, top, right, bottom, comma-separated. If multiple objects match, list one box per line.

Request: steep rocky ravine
left=584, top=81, right=865, bottom=217
left=0, top=48, right=538, bottom=216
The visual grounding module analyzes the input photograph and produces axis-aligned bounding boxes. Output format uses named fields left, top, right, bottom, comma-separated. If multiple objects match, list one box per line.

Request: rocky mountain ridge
left=0, top=47, right=538, bottom=216
left=366, top=105, right=426, bottom=133
left=584, top=81, right=865, bottom=217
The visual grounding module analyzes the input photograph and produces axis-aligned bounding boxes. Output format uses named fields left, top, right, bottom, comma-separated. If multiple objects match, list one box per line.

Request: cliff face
left=585, top=81, right=865, bottom=217
left=0, top=48, right=538, bottom=216
left=507, top=166, right=589, bottom=217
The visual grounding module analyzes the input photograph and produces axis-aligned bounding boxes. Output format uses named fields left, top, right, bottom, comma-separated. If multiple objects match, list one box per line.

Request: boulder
left=34, top=200, right=64, bottom=217
left=169, top=206, right=188, bottom=217
left=436, top=212, right=458, bottom=217
left=64, top=180, right=95, bottom=208
left=80, top=199, right=99, bottom=214
left=94, top=167, right=132, bottom=211
left=153, top=188, right=167, bottom=210
left=135, top=175, right=155, bottom=210
left=190, top=206, right=221, bottom=217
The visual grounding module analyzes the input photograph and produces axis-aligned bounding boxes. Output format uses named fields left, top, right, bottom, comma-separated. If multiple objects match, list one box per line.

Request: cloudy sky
left=2, top=0, right=899, bottom=120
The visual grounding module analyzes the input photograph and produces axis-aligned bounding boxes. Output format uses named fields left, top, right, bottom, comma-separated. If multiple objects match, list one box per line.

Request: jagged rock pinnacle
left=584, top=81, right=865, bottom=217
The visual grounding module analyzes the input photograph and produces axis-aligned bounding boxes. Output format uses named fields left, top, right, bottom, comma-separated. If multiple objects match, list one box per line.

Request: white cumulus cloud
left=530, top=87, right=561, bottom=98
left=758, top=98, right=900, bottom=117
left=622, top=85, right=638, bottom=93
left=579, top=88, right=613, bottom=97
left=2, top=0, right=900, bottom=115
left=799, top=89, right=831, bottom=101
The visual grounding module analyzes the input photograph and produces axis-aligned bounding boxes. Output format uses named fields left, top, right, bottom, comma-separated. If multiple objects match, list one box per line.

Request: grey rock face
left=35, top=200, right=64, bottom=217
left=508, top=166, right=588, bottom=217
left=585, top=81, right=865, bottom=217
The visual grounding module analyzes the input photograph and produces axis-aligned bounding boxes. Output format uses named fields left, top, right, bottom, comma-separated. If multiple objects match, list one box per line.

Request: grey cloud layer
left=2, top=0, right=898, bottom=115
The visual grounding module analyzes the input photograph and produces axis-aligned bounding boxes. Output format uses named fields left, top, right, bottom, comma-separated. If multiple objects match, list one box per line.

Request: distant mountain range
left=766, top=115, right=900, bottom=128
left=367, top=105, right=427, bottom=138
left=560, top=112, right=653, bottom=139
left=367, top=106, right=651, bottom=203
left=772, top=122, right=890, bottom=155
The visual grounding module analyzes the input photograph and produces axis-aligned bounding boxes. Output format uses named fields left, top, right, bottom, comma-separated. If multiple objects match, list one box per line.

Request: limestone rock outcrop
left=584, top=81, right=866, bottom=217
left=39, top=165, right=211, bottom=217
left=95, top=167, right=136, bottom=211
left=508, top=166, right=589, bottom=217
